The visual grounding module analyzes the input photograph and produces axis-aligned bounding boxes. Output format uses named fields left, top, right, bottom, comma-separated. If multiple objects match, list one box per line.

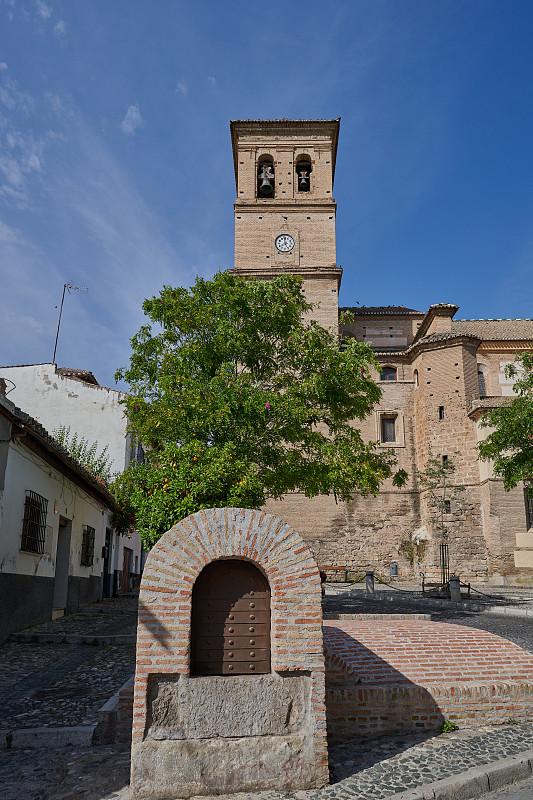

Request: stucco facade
left=0, top=391, right=116, bottom=640
left=0, top=363, right=143, bottom=595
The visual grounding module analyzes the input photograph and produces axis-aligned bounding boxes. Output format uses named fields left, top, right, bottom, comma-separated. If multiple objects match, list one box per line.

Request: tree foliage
left=477, top=351, right=533, bottom=498
left=417, top=452, right=465, bottom=541
left=115, top=272, right=407, bottom=548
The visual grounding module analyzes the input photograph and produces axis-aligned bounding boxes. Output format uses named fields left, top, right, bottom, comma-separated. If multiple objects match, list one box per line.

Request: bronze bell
left=259, top=176, right=274, bottom=196
left=258, top=164, right=274, bottom=196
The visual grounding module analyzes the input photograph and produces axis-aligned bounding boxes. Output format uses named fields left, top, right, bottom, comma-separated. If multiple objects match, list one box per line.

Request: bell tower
left=228, top=119, right=342, bottom=330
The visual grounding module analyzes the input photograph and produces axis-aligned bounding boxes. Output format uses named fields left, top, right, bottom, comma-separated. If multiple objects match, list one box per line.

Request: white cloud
left=54, top=19, right=67, bottom=36
left=0, top=64, right=34, bottom=113
left=175, top=78, right=188, bottom=97
left=35, top=0, right=51, bottom=19
left=208, top=76, right=216, bottom=86
left=0, top=219, right=19, bottom=243
left=120, top=104, right=144, bottom=135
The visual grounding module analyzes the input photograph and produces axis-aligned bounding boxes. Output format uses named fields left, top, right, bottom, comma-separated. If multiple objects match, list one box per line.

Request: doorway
left=120, top=546, right=133, bottom=593
left=53, top=516, right=71, bottom=616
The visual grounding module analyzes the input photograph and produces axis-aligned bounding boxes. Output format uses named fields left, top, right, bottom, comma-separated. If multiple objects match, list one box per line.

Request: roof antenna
left=53, top=283, right=89, bottom=364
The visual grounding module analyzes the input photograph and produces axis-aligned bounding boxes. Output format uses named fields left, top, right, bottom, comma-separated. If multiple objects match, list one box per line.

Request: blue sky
left=1, top=0, right=533, bottom=389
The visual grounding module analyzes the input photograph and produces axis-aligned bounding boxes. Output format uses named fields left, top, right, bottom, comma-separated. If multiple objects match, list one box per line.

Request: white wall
left=1, top=364, right=129, bottom=475
left=0, top=439, right=110, bottom=581
left=1, top=364, right=143, bottom=579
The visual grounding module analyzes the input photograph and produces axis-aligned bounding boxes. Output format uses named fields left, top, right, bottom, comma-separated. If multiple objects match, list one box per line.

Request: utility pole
left=53, top=283, right=89, bottom=364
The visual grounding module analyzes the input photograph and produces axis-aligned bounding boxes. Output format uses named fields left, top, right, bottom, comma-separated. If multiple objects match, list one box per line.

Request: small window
left=414, top=369, right=419, bottom=387
left=478, top=371, right=487, bottom=398
left=381, top=416, right=396, bottom=443
left=21, top=491, right=48, bottom=554
left=81, top=525, right=95, bottom=567
left=439, top=406, right=445, bottom=420
left=380, top=366, right=397, bottom=381
left=257, top=159, right=275, bottom=198
left=442, top=455, right=448, bottom=464
left=526, top=491, right=533, bottom=531
left=444, top=500, right=451, bottom=514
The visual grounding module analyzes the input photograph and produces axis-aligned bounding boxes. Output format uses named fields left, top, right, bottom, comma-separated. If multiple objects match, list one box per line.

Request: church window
left=444, top=500, right=451, bottom=514
left=439, top=406, right=445, bottom=420
left=380, top=416, right=396, bottom=443
left=296, top=157, right=312, bottom=192
left=525, top=491, right=533, bottom=531
left=478, top=370, right=487, bottom=398
left=380, top=366, right=397, bottom=381
left=414, top=370, right=419, bottom=387
left=257, top=157, right=275, bottom=198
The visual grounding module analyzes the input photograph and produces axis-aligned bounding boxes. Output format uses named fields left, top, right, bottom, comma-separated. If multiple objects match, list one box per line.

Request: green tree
left=115, top=271, right=407, bottom=548
left=417, top=452, right=465, bottom=541
left=477, top=351, right=533, bottom=498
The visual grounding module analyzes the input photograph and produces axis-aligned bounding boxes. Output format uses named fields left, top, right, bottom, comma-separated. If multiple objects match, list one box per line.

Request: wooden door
left=191, top=560, right=270, bottom=676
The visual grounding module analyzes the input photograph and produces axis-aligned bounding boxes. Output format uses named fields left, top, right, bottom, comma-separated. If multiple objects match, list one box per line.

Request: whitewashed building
left=0, top=363, right=143, bottom=597
left=0, top=388, right=117, bottom=641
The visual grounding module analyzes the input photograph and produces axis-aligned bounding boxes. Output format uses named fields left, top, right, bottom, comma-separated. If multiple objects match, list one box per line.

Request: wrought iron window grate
left=81, top=525, right=95, bottom=566
left=21, top=491, right=48, bottom=554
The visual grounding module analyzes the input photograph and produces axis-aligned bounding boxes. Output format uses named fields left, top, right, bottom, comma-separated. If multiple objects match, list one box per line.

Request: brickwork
left=130, top=507, right=328, bottom=799
left=117, top=676, right=134, bottom=744
left=230, top=120, right=341, bottom=332
left=225, top=119, right=533, bottom=583
left=323, top=620, right=533, bottom=741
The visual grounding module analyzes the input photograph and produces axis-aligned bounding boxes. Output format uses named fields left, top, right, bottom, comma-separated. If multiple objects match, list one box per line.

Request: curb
left=354, top=589, right=533, bottom=617
left=382, top=747, right=533, bottom=800
left=0, top=725, right=95, bottom=750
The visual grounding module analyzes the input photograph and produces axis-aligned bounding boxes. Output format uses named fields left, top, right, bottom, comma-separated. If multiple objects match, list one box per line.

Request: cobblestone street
left=2, top=584, right=533, bottom=800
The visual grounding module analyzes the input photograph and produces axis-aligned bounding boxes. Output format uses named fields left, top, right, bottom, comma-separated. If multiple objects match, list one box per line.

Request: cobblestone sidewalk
left=3, top=723, right=533, bottom=800
left=3, top=586, right=533, bottom=800
left=0, top=595, right=137, bottom=731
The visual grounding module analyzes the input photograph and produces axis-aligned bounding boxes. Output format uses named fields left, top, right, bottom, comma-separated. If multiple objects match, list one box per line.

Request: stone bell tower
left=228, top=119, right=342, bottom=330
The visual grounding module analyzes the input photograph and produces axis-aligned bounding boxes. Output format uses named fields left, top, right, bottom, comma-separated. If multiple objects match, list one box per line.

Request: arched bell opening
left=295, top=154, right=312, bottom=192
left=257, top=155, right=275, bottom=198
left=191, top=559, right=271, bottom=676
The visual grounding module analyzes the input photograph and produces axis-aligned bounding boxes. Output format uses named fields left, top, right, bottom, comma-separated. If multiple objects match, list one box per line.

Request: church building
left=228, top=118, right=533, bottom=583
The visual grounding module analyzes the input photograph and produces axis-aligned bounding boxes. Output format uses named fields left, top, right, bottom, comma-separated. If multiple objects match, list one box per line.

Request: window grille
left=478, top=371, right=487, bottom=398
left=21, top=491, right=48, bottom=554
left=81, top=525, right=96, bottom=566
left=525, top=492, right=533, bottom=531
left=381, top=416, right=396, bottom=443
left=439, top=406, right=445, bottom=420
left=444, top=500, right=451, bottom=514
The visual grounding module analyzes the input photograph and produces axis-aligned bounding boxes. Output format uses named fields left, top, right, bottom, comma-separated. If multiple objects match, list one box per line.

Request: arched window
left=414, top=369, right=419, bottom=388
left=295, top=155, right=312, bottom=192
left=191, top=559, right=270, bottom=676
left=257, top=156, right=275, bottom=198
left=380, top=366, right=397, bottom=381
left=478, top=370, right=487, bottom=398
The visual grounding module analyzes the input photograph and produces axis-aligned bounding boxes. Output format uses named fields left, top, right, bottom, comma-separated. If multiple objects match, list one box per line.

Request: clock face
left=275, top=234, right=295, bottom=253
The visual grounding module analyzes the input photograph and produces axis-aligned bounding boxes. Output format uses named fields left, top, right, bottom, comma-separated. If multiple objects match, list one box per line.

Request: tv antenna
left=53, top=283, right=89, bottom=364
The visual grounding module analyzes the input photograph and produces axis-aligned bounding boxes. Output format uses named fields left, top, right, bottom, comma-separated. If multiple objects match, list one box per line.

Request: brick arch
left=132, top=507, right=326, bottom=769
